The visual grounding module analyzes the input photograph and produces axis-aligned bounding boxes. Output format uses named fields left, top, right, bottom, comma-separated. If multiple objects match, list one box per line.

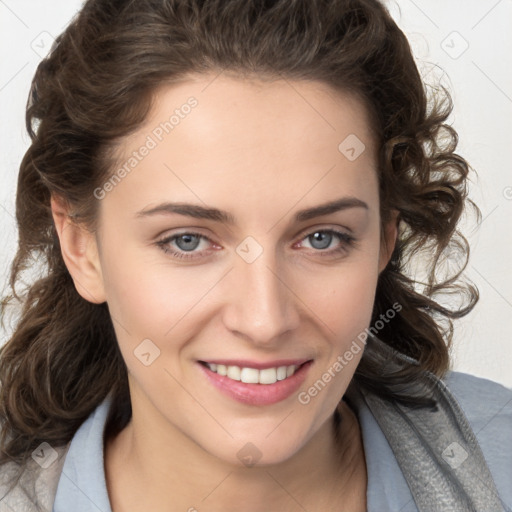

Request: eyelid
left=295, top=222, right=354, bottom=238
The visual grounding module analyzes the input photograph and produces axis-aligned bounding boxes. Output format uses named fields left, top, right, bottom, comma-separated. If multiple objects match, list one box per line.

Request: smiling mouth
left=198, top=361, right=311, bottom=385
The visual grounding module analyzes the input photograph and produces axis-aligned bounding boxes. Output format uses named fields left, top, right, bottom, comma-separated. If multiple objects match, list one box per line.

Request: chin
left=203, top=431, right=308, bottom=469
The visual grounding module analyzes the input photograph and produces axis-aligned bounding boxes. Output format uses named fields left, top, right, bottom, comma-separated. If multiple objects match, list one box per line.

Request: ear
left=50, top=194, right=106, bottom=304
left=378, top=209, right=399, bottom=273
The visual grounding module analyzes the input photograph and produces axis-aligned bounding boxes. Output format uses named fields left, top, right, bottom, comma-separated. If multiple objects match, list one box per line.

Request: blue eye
left=156, top=232, right=208, bottom=260
left=155, top=229, right=356, bottom=261
left=302, top=230, right=355, bottom=252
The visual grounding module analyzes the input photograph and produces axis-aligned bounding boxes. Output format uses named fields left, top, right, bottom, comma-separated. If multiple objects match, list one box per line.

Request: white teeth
left=227, top=365, right=241, bottom=381
left=205, top=363, right=300, bottom=384
left=276, top=366, right=288, bottom=381
left=259, top=368, right=276, bottom=384
left=240, top=367, right=259, bottom=384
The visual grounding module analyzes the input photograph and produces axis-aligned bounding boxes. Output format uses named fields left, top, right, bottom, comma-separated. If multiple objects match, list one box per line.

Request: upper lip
left=199, top=359, right=312, bottom=370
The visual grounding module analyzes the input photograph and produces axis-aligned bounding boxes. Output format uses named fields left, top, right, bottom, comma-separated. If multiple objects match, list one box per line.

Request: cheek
left=294, top=268, right=378, bottom=432
left=294, top=246, right=381, bottom=344
left=100, top=234, right=219, bottom=339
left=322, top=282, right=376, bottom=336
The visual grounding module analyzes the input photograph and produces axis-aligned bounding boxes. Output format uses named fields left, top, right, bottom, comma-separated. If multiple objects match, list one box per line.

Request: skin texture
left=51, top=72, right=398, bottom=511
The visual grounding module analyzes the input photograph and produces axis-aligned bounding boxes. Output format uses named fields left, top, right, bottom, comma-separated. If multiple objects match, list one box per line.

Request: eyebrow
left=135, top=196, right=368, bottom=224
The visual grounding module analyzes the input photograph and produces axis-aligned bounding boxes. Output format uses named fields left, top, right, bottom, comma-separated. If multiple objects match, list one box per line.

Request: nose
left=222, top=248, right=301, bottom=346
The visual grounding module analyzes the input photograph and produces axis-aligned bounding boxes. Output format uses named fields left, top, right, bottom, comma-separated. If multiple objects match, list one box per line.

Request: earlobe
left=378, top=209, right=399, bottom=273
left=50, top=195, right=106, bottom=304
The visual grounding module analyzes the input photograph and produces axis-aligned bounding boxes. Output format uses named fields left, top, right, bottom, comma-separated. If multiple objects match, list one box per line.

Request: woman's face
left=89, top=72, right=396, bottom=466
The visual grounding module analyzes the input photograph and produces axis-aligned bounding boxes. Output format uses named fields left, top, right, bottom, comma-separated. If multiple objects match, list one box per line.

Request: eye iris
left=175, top=234, right=200, bottom=251
left=309, top=231, right=332, bottom=250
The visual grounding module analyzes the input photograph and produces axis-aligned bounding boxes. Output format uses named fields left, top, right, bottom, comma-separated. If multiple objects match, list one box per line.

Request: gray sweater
left=1, top=343, right=511, bottom=511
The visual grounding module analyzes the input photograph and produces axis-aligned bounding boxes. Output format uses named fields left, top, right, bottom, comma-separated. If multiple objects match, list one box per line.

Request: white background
left=1, top=0, right=511, bottom=388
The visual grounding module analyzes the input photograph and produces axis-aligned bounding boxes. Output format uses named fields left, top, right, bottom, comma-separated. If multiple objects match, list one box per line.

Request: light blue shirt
left=52, top=371, right=512, bottom=511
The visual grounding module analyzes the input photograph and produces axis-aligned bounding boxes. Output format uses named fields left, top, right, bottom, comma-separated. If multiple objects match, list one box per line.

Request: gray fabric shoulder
left=353, top=331, right=509, bottom=512
left=442, top=370, right=512, bottom=507
left=0, top=443, right=70, bottom=512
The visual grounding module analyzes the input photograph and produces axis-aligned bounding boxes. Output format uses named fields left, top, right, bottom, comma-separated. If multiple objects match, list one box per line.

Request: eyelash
left=155, top=229, right=356, bottom=261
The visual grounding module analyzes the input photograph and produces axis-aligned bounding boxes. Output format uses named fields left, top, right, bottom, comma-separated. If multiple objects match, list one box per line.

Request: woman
left=0, top=0, right=510, bottom=511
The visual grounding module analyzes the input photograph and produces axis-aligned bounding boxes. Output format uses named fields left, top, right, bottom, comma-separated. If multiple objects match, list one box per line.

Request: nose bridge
left=225, top=243, right=299, bottom=344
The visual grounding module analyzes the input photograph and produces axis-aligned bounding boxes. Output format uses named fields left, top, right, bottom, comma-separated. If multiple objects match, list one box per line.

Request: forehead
left=101, top=72, right=378, bottom=224
left=156, top=72, right=373, bottom=144
left=114, top=71, right=376, bottom=158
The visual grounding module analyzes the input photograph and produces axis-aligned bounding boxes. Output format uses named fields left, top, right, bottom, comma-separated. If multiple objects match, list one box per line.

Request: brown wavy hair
left=0, top=0, right=479, bottom=469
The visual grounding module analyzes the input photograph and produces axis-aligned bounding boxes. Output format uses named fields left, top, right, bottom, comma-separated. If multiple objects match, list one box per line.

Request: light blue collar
left=52, top=395, right=113, bottom=512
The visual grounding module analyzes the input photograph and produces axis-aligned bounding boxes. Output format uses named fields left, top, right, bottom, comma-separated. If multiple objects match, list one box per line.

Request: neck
left=105, top=396, right=366, bottom=512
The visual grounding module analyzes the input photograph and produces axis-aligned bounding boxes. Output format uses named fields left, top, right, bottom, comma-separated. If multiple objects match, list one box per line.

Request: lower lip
left=197, top=361, right=313, bottom=406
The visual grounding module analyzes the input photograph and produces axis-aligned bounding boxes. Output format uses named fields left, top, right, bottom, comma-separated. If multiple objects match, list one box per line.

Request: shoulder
left=442, top=370, right=512, bottom=505
left=442, top=370, right=512, bottom=431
